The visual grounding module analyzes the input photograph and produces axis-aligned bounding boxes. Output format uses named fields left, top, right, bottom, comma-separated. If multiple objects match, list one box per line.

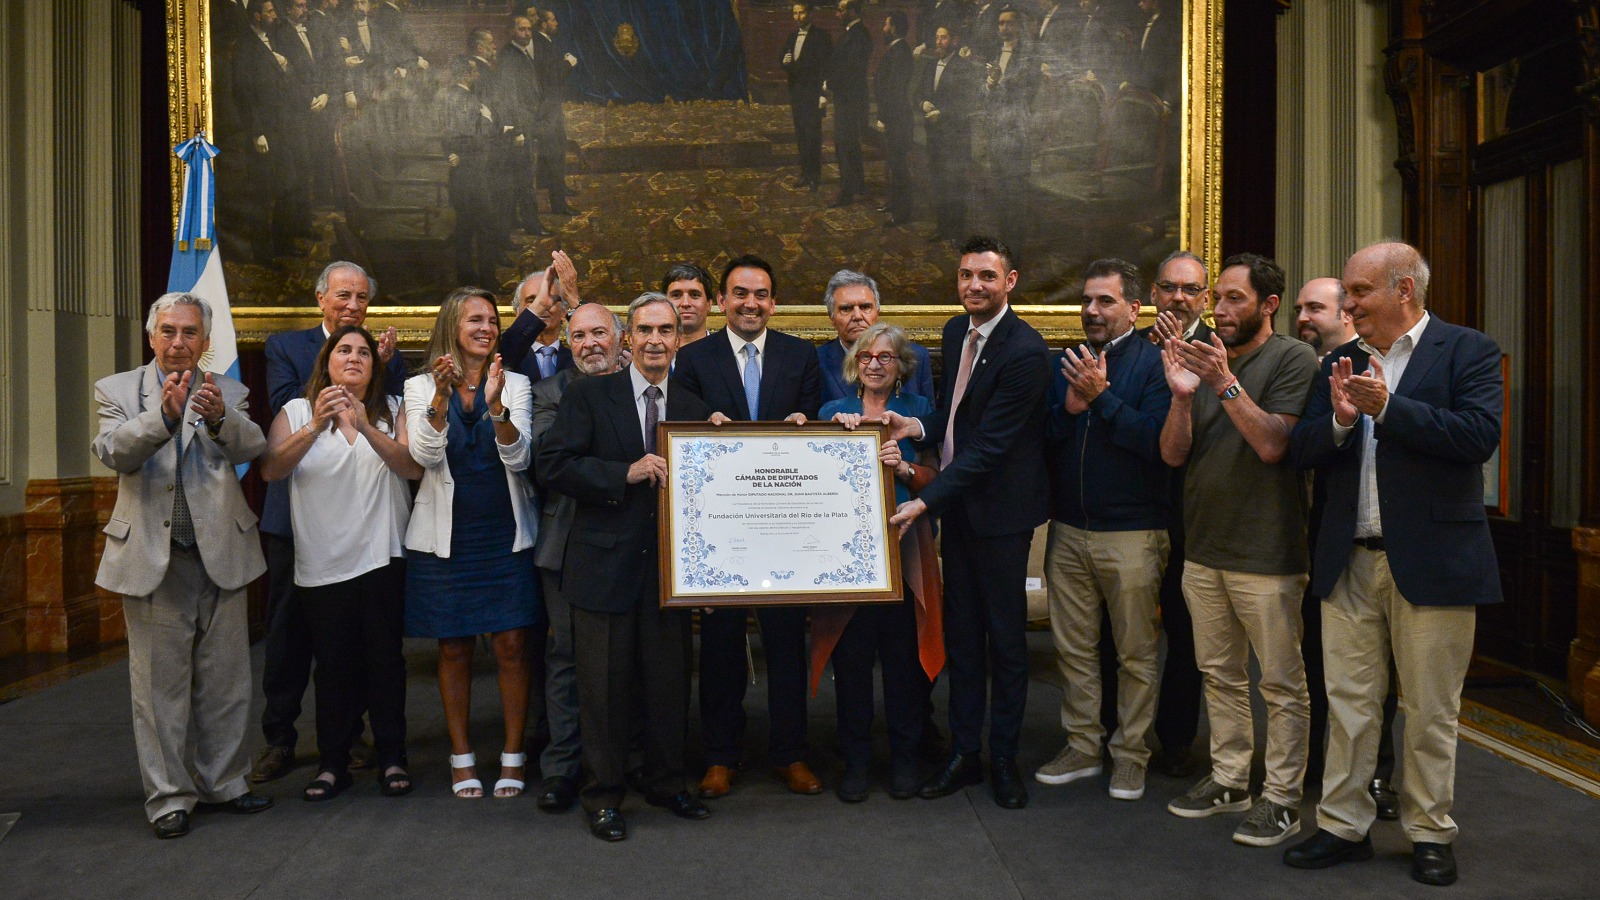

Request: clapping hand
left=311, top=384, right=349, bottom=431
left=191, top=373, right=227, bottom=426
left=431, top=354, right=461, bottom=390
left=483, top=355, right=505, bottom=410
left=160, top=370, right=193, bottom=424
left=1059, top=345, right=1108, bottom=406
left=1152, top=310, right=1185, bottom=344
left=377, top=326, right=397, bottom=363
left=1161, top=338, right=1200, bottom=399
left=551, top=250, right=580, bottom=305
left=338, top=385, right=367, bottom=431
left=1334, top=355, right=1388, bottom=421
left=1171, top=334, right=1233, bottom=392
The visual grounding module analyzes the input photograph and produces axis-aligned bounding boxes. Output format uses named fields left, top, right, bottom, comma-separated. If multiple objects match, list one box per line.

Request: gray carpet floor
left=1, top=633, right=1596, bottom=899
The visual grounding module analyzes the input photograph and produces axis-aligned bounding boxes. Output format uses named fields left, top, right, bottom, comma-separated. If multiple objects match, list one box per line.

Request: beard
left=575, top=349, right=619, bottom=376
left=1221, top=304, right=1265, bottom=348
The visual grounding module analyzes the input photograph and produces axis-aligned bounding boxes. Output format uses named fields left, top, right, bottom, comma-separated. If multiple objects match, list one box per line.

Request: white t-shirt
left=285, top=396, right=411, bottom=587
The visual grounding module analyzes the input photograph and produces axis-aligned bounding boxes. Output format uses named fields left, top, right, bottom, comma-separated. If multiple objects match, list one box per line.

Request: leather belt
left=1353, top=536, right=1385, bottom=552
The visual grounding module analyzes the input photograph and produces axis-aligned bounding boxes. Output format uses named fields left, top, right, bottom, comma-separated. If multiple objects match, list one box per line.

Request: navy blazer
left=499, top=306, right=574, bottom=382
left=672, top=328, right=822, bottom=422
left=916, top=308, right=1052, bottom=536
left=1289, top=316, right=1504, bottom=607
left=259, top=325, right=407, bottom=537
left=536, top=370, right=711, bottom=613
left=816, top=338, right=935, bottom=405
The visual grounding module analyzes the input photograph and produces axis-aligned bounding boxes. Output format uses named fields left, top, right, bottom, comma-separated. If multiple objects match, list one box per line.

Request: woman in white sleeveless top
left=259, top=325, right=423, bottom=802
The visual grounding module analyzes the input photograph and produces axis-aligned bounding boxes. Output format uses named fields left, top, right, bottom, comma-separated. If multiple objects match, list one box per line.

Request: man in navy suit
left=501, top=265, right=575, bottom=385
left=883, top=235, right=1052, bottom=809
left=251, top=261, right=406, bottom=783
left=673, top=254, right=824, bottom=799
left=817, top=269, right=935, bottom=403
left=824, top=0, right=872, bottom=207
left=1284, top=242, right=1502, bottom=887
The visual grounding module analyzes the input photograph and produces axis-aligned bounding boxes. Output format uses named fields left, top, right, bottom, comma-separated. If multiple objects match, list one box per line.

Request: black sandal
left=380, top=766, right=414, bottom=797
left=303, top=770, right=353, bottom=802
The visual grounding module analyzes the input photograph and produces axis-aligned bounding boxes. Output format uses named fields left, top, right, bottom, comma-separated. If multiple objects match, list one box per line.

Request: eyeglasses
left=855, top=351, right=898, bottom=368
left=1155, top=281, right=1208, bottom=298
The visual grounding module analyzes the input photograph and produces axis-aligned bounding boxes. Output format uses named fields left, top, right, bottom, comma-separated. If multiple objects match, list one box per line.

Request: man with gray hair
left=251, top=260, right=405, bottom=783
left=502, top=250, right=582, bottom=381
left=817, top=269, right=935, bottom=403
left=94, top=293, right=274, bottom=838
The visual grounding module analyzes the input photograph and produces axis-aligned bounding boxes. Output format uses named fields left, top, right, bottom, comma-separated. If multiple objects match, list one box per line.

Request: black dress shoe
left=919, top=752, right=983, bottom=799
left=536, top=776, right=578, bottom=813
left=152, top=810, right=189, bottom=839
left=219, top=792, right=274, bottom=814
left=837, top=765, right=870, bottom=803
left=1370, top=778, right=1399, bottom=821
left=588, top=807, right=627, bottom=842
left=888, top=759, right=920, bottom=799
left=990, top=757, right=1028, bottom=809
left=647, top=791, right=711, bottom=820
left=1283, top=829, right=1374, bottom=869
left=1411, top=842, right=1457, bottom=886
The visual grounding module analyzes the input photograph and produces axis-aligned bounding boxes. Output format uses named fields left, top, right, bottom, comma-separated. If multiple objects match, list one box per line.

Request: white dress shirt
left=913, top=304, right=1010, bottom=440
left=1332, top=312, right=1431, bottom=538
left=793, top=27, right=807, bottom=61
left=725, top=328, right=769, bottom=367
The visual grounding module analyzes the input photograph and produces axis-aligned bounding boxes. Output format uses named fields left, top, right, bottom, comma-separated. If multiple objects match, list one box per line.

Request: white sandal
left=450, top=752, right=482, bottom=798
left=494, top=751, right=527, bottom=798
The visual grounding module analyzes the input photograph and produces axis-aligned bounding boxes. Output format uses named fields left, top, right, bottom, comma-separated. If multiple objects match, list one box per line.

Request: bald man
left=1293, top=278, right=1355, bottom=359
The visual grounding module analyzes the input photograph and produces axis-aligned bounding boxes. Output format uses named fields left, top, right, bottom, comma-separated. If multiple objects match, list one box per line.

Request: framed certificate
left=657, top=421, right=904, bottom=609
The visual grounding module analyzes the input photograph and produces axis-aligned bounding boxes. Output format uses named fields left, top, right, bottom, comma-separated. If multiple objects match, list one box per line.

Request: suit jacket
left=529, top=367, right=581, bottom=572
left=536, top=370, right=712, bottom=613
left=1289, top=316, right=1504, bottom=607
left=231, top=27, right=295, bottom=146
left=259, top=325, right=407, bottom=537
left=874, top=38, right=916, bottom=132
left=672, top=328, right=822, bottom=422
left=498, top=41, right=543, bottom=131
left=1129, top=10, right=1180, bottom=101
left=783, top=26, right=832, bottom=108
left=921, top=53, right=977, bottom=160
left=500, top=307, right=574, bottom=376
left=827, top=21, right=872, bottom=111
left=916, top=308, right=1052, bottom=536
left=967, top=3, right=1004, bottom=64
left=93, top=363, right=267, bottom=598
left=984, top=42, right=1040, bottom=157
left=533, top=31, right=572, bottom=136
left=816, top=337, right=935, bottom=405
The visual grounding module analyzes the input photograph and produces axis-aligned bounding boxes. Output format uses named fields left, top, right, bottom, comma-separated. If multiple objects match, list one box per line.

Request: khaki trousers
left=1182, top=562, right=1310, bottom=807
left=123, top=545, right=252, bottom=821
left=1316, top=546, right=1476, bottom=844
left=1045, top=522, right=1168, bottom=764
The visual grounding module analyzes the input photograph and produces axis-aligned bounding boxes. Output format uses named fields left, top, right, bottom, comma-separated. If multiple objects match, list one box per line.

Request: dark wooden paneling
left=1221, top=0, right=1278, bottom=259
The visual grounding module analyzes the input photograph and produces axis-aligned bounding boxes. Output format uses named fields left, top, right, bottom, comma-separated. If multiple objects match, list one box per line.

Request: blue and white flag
left=167, top=132, right=239, bottom=379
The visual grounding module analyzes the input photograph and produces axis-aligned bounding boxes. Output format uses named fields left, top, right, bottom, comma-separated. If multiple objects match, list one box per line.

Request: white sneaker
left=1034, top=745, right=1103, bottom=785
left=1107, top=759, right=1146, bottom=800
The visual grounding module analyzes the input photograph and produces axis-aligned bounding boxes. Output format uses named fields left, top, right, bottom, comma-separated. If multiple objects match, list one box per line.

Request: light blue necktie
left=742, top=343, right=761, bottom=420
left=537, top=345, right=557, bottom=379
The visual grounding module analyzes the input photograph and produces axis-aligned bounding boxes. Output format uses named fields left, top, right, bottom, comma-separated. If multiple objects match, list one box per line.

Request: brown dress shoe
left=698, top=765, right=735, bottom=799
left=775, top=762, right=823, bottom=795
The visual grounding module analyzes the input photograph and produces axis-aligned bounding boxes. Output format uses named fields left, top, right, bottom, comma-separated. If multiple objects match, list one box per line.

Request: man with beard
left=526, top=300, right=626, bottom=814
left=781, top=4, right=831, bottom=192
left=1036, top=258, right=1169, bottom=804
left=660, top=262, right=716, bottom=348
left=1158, top=253, right=1317, bottom=848
left=1294, top=277, right=1356, bottom=358
left=919, top=25, right=979, bottom=242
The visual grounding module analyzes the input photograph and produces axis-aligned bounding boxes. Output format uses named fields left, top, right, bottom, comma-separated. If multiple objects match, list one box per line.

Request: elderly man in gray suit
left=92, top=292, right=274, bottom=839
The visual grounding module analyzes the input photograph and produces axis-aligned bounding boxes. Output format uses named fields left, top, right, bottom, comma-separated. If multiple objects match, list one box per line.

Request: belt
left=1353, top=536, right=1385, bottom=552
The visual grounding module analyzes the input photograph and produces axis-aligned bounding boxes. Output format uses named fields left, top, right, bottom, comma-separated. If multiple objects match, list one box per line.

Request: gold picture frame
left=166, top=0, right=1222, bottom=347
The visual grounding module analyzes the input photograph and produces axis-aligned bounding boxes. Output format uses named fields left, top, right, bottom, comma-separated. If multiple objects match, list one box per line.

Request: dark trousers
left=833, top=594, right=924, bottom=767
left=791, top=102, right=824, bottom=182
left=991, top=146, right=1030, bottom=250
left=698, top=606, right=809, bottom=768
left=539, top=568, right=582, bottom=780
left=1153, top=541, right=1202, bottom=754
left=833, top=100, right=867, bottom=198
left=941, top=513, right=1032, bottom=759
left=1302, top=586, right=1397, bottom=783
left=535, top=129, right=568, bottom=207
left=299, top=560, right=408, bottom=773
left=883, top=119, right=913, bottom=222
left=261, top=533, right=312, bottom=749
left=572, top=600, right=690, bottom=812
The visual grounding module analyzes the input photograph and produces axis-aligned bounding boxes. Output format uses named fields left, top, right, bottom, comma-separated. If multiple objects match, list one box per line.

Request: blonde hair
left=421, top=287, right=501, bottom=377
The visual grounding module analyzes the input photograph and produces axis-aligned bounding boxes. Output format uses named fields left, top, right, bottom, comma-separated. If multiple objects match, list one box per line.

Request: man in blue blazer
left=884, top=235, right=1052, bottom=810
left=501, top=265, right=576, bottom=383
left=251, top=261, right=407, bottom=783
left=816, top=269, right=935, bottom=403
left=1283, top=242, right=1503, bottom=887
left=673, top=254, right=824, bottom=799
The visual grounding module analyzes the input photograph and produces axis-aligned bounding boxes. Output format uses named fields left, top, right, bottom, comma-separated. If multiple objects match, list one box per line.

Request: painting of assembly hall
left=211, top=0, right=1182, bottom=306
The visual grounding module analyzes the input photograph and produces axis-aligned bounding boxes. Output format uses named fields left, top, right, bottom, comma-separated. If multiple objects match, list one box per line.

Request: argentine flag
left=167, top=132, right=239, bottom=379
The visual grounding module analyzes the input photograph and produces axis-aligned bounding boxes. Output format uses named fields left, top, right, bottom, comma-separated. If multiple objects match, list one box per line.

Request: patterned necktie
left=643, top=385, right=662, bottom=454
left=538, top=345, right=556, bottom=379
left=742, top=343, right=761, bottom=420
left=940, top=328, right=980, bottom=470
left=171, top=421, right=196, bottom=548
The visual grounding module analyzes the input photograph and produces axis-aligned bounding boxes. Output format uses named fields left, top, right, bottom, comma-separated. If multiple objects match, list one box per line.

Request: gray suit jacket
left=530, top=367, right=581, bottom=572
left=92, top=362, right=267, bottom=598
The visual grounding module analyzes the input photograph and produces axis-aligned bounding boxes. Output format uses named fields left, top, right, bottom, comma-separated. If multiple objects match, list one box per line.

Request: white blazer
left=404, top=371, right=538, bottom=557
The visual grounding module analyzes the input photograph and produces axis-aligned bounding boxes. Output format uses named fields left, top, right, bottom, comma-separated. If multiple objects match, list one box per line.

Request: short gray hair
left=1156, top=249, right=1208, bottom=281
left=627, top=291, right=680, bottom=329
left=823, top=269, right=879, bottom=313
left=564, top=301, right=623, bottom=340
left=516, top=269, right=546, bottom=299
left=145, top=292, right=213, bottom=337
left=315, top=260, right=375, bottom=299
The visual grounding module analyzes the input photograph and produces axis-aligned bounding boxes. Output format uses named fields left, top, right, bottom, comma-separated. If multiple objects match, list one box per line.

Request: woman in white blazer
left=404, top=287, right=542, bottom=800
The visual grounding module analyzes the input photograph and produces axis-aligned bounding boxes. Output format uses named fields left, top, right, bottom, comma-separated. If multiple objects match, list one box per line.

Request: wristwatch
left=490, top=406, right=511, bottom=423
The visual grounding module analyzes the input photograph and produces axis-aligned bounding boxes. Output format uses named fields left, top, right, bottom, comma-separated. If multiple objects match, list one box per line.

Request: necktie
left=171, top=420, right=196, bottom=548
left=643, top=385, right=662, bottom=454
left=537, top=345, right=556, bottom=379
left=742, top=343, right=761, bottom=420
left=940, top=328, right=980, bottom=470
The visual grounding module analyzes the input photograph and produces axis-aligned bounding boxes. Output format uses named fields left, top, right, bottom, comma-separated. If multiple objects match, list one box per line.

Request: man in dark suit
left=527, top=300, right=626, bottom=814
left=232, top=0, right=303, bottom=260
left=537, top=294, right=715, bottom=842
left=883, top=235, right=1052, bottom=809
left=533, top=8, right=578, bottom=215
left=441, top=53, right=521, bottom=286
left=276, top=0, right=338, bottom=208
left=920, top=24, right=978, bottom=242
left=1126, top=0, right=1179, bottom=103
left=673, top=254, right=825, bottom=799
left=250, top=261, right=406, bottom=784
left=503, top=268, right=576, bottom=386
left=982, top=6, right=1040, bottom=249
left=781, top=3, right=832, bottom=192
left=1284, top=242, right=1503, bottom=887
left=817, top=268, right=935, bottom=403
left=825, top=0, right=872, bottom=207
left=874, top=12, right=916, bottom=226
left=499, top=15, right=549, bottom=235
left=967, top=2, right=1004, bottom=63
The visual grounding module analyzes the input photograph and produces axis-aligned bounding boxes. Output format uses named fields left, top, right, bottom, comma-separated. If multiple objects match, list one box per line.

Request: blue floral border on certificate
left=807, top=439, right=884, bottom=587
left=675, top=438, right=749, bottom=589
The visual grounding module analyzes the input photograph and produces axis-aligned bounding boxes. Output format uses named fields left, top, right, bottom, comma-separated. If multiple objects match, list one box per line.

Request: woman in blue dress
left=814, top=323, right=946, bottom=802
left=404, top=288, right=543, bottom=799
